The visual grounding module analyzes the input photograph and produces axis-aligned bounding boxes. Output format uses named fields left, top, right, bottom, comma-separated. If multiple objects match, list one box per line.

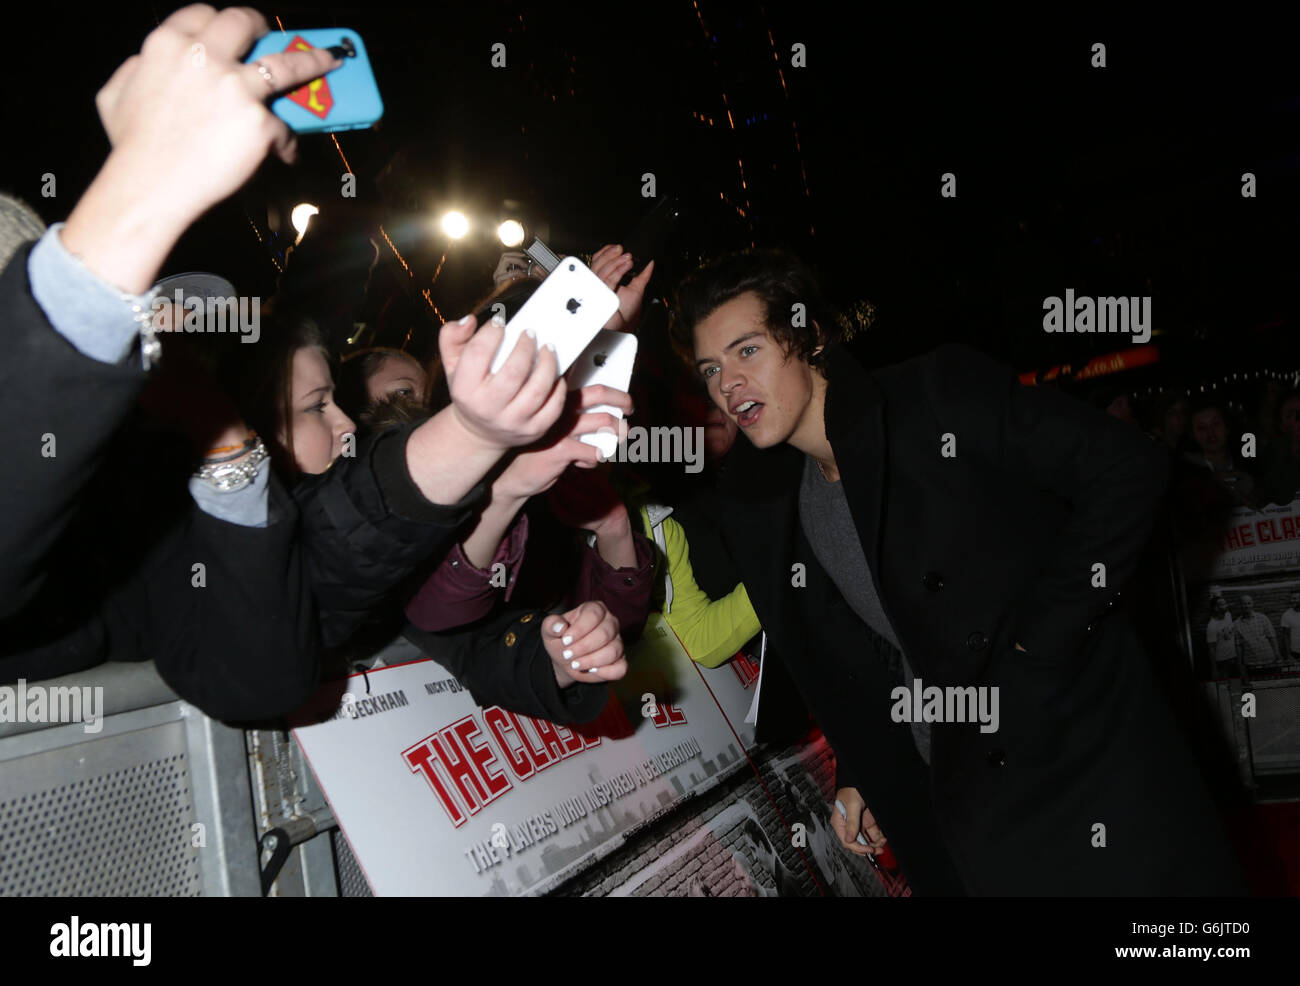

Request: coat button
left=520, top=613, right=534, bottom=623
left=987, top=748, right=1007, bottom=767
left=623, top=576, right=635, bottom=586
left=504, top=631, right=517, bottom=647
left=922, top=571, right=944, bottom=591
left=966, top=631, right=989, bottom=652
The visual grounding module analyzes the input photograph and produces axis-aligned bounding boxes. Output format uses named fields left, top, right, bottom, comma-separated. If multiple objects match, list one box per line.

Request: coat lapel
left=823, top=344, right=888, bottom=581
left=718, top=433, right=804, bottom=638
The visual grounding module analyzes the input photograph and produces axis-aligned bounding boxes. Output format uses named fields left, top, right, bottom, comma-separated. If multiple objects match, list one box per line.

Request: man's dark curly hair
left=669, top=248, right=843, bottom=373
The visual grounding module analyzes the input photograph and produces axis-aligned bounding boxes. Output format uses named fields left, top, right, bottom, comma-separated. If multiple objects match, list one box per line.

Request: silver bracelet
left=193, top=437, right=269, bottom=492
left=123, top=287, right=162, bottom=371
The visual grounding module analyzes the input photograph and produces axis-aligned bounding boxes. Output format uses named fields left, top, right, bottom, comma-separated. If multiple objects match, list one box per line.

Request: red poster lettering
left=432, top=721, right=490, bottom=816
left=508, top=711, right=552, bottom=770
left=484, top=707, right=533, bottom=780
left=530, top=717, right=571, bottom=762
left=402, top=739, right=466, bottom=827
left=453, top=717, right=511, bottom=800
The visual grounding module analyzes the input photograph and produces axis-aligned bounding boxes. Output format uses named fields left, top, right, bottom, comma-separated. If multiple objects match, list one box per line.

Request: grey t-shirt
left=798, top=456, right=931, bottom=765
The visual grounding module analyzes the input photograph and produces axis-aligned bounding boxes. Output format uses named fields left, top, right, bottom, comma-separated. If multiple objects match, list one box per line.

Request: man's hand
left=62, top=5, right=343, bottom=292
left=832, top=787, right=888, bottom=858
left=440, top=313, right=567, bottom=452
left=543, top=602, right=627, bottom=687
left=590, top=244, right=654, bottom=334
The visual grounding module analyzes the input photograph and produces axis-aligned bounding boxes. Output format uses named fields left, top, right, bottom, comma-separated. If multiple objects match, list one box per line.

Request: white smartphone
left=488, top=257, right=620, bottom=375
left=566, top=330, right=638, bottom=459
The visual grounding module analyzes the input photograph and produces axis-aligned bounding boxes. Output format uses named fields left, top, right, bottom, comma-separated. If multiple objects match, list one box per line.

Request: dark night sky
left=7, top=4, right=1298, bottom=391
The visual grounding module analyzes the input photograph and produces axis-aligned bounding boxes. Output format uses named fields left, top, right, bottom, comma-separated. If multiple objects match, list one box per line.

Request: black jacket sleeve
left=404, top=608, right=609, bottom=724
left=294, top=422, right=488, bottom=649
left=926, top=343, right=1169, bottom=666
left=96, top=430, right=322, bottom=722
left=0, top=243, right=148, bottom=618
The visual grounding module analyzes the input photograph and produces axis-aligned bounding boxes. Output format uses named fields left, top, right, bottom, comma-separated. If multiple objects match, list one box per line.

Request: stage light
left=291, top=203, right=319, bottom=244
left=441, top=211, right=469, bottom=239
left=498, top=219, right=525, bottom=247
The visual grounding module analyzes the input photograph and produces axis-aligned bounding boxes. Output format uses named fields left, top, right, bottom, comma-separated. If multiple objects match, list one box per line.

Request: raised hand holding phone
left=62, top=5, right=344, bottom=294
left=566, top=331, right=638, bottom=459
left=488, top=258, right=620, bottom=375
left=243, top=28, right=383, bottom=133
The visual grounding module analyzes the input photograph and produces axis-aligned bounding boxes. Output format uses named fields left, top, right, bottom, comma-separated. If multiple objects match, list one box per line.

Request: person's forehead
left=293, top=347, right=332, bottom=388
left=696, top=293, right=767, bottom=337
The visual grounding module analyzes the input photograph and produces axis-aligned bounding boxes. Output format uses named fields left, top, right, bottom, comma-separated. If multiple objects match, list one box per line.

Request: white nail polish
left=523, top=326, right=536, bottom=338
left=562, top=635, right=573, bottom=646
left=563, top=649, right=573, bottom=660
left=587, top=667, right=601, bottom=673
left=458, top=314, right=473, bottom=325
left=570, top=659, right=580, bottom=669
left=552, top=622, right=565, bottom=633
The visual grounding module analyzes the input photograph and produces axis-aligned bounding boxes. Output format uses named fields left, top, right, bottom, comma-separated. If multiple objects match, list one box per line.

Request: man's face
left=1242, top=596, right=1255, bottom=615
left=1165, top=401, right=1187, bottom=437
left=1289, top=592, right=1299, bottom=609
left=1191, top=408, right=1226, bottom=455
left=1213, top=597, right=1227, bottom=616
left=692, top=292, right=819, bottom=450
left=1280, top=397, right=1300, bottom=439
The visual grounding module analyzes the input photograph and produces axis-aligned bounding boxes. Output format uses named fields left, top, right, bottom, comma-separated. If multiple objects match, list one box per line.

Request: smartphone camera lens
left=327, top=38, right=357, bottom=59
left=568, top=262, right=576, bottom=271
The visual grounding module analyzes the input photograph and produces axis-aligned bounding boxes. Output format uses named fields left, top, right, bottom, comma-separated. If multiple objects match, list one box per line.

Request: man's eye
left=740, top=345, right=758, bottom=357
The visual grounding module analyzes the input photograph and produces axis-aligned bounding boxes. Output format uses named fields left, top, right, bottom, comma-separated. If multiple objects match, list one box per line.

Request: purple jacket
left=405, top=513, right=654, bottom=637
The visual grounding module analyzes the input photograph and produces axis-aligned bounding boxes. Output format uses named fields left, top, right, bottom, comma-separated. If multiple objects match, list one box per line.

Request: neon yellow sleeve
left=658, top=515, right=761, bottom=668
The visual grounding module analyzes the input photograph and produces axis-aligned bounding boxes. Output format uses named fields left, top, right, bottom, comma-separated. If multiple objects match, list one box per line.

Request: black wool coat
left=718, top=342, right=1247, bottom=895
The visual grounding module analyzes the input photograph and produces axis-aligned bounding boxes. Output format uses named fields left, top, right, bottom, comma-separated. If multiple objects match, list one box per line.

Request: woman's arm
left=657, top=515, right=762, bottom=667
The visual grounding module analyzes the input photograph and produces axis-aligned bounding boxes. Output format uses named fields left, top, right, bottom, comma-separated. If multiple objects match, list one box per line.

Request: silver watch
left=194, top=438, right=269, bottom=492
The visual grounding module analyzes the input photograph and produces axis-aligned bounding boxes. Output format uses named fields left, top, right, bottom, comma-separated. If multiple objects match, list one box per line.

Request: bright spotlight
left=291, top=203, right=319, bottom=243
left=441, top=211, right=469, bottom=239
left=498, top=219, right=525, bottom=247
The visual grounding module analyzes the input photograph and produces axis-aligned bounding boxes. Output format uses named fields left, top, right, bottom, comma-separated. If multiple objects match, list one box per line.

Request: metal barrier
left=0, top=661, right=346, bottom=897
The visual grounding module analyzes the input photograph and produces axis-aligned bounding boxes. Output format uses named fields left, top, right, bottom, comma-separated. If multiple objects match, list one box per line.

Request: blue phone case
left=243, top=28, right=383, bottom=133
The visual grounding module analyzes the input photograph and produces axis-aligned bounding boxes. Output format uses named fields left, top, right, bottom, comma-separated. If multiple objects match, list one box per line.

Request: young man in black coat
left=674, top=248, right=1247, bottom=896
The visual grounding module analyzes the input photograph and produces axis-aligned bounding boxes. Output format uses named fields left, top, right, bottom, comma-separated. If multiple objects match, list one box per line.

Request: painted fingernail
left=544, top=343, right=557, bottom=353
left=570, top=659, right=580, bottom=669
left=552, top=622, right=565, bottom=633
left=563, top=649, right=573, bottom=660
left=561, top=635, right=573, bottom=646
left=458, top=314, right=473, bottom=325
left=587, top=667, right=601, bottom=673
left=523, top=325, right=535, bottom=337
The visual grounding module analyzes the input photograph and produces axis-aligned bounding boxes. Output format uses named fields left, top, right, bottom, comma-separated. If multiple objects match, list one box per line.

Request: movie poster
left=293, top=614, right=761, bottom=896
